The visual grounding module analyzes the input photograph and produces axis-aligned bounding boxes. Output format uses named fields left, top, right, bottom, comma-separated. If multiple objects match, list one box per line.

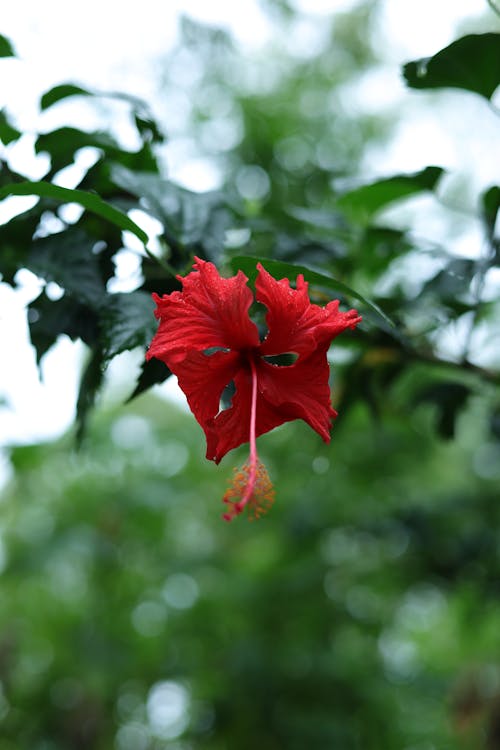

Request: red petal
left=174, top=349, right=242, bottom=443
left=255, top=263, right=362, bottom=357
left=146, top=259, right=361, bottom=465
left=257, top=346, right=337, bottom=442
left=204, top=365, right=287, bottom=462
left=205, top=347, right=336, bottom=462
left=204, top=366, right=253, bottom=462
left=147, top=257, right=259, bottom=366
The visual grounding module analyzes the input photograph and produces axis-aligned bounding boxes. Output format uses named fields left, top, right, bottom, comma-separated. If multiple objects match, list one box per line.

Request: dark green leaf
left=36, top=127, right=122, bottom=174
left=403, top=33, right=500, bottom=101
left=0, top=159, right=28, bottom=187
left=360, top=226, right=412, bottom=274
left=40, top=84, right=93, bottom=110
left=0, top=110, right=21, bottom=145
left=127, top=357, right=171, bottom=402
left=0, top=196, right=52, bottom=285
left=133, top=113, right=164, bottom=144
left=76, top=347, right=105, bottom=444
left=337, top=167, right=444, bottom=221
left=0, top=181, right=148, bottom=244
left=82, top=156, right=160, bottom=199
left=28, top=293, right=99, bottom=363
left=40, top=86, right=164, bottom=141
left=286, top=205, right=342, bottom=230
left=106, top=93, right=165, bottom=144
left=72, top=212, right=122, bottom=282
left=111, top=165, right=223, bottom=249
left=0, top=35, right=15, bottom=57
left=482, top=185, right=500, bottom=244
left=490, top=408, right=500, bottom=441
left=99, top=291, right=157, bottom=360
left=423, top=259, right=476, bottom=301
left=230, top=255, right=394, bottom=328
left=35, top=127, right=158, bottom=182
left=106, top=91, right=165, bottom=143
left=28, top=228, right=107, bottom=308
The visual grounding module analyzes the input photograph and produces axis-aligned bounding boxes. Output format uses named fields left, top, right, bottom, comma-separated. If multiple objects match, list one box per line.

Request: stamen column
left=222, top=356, right=274, bottom=521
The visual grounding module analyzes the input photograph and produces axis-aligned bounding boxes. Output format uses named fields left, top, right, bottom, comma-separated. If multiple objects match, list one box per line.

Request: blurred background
left=1, top=1, right=500, bottom=748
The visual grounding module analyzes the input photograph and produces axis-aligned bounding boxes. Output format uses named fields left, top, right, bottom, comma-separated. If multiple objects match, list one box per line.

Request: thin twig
left=487, top=0, right=500, bottom=17
left=143, top=246, right=177, bottom=277
left=488, top=101, right=500, bottom=119
left=410, top=347, right=500, bottom=387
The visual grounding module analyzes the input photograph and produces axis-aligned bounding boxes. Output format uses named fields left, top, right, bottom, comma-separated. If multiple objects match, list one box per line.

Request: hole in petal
left=219, top=380, right=236, bottom=413
left=203, top=347, right=231, bottom=356
left=262, top=352, right=299, bottom=367
left=249, top=301, right=268, bottom=341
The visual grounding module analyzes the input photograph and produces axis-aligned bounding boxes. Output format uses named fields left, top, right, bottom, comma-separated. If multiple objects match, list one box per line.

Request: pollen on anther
left=222, top=460, right=275, bottom=522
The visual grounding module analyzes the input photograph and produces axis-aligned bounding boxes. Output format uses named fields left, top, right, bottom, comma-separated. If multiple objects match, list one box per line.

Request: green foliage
left=0, top=79, right=172, bottom=429
left=0, top=12, right=498, bottom=435
left=403, top=33, right=500, bottom=101
left=39, top=84, right=165, bottom=144
left=99, top=292, right=157, bottom=360
left=40, top=83, right=93, bottom=110
left=0, top=11, right=500, bottom=747
left=0, top=395, right=499, bottom=749
left=483, top=185, right=500, bottom=263
left=0, top=33, right=15, bottom=57
left=337, top=166, right=444, bottom=222
left=0, top=182, right=148, bottom=243
left=0, top=110, right=21, bottom=146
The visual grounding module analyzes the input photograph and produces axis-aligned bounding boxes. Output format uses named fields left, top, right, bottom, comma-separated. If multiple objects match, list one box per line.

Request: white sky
left=0, top=0, right=498, bottom=466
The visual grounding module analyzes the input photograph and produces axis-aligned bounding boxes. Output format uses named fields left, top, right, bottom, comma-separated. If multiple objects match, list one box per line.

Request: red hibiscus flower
left=147, top=258, right=361, bottom=521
